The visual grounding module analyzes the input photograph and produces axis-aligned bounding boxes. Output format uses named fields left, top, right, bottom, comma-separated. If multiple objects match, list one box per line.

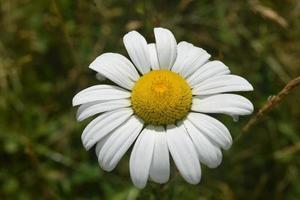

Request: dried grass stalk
left=243, top=76, right=300, bottom=132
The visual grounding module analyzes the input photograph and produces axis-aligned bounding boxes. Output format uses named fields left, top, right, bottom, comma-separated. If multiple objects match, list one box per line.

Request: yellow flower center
left=131, top=70, right=192, bottom=126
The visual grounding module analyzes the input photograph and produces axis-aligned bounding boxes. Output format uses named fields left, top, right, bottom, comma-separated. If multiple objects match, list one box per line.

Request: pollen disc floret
left=131, top=70, right=192, bottom=125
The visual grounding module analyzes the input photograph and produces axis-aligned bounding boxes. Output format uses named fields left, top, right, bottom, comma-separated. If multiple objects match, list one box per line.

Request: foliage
left=1, top=0, right=300, bottom=199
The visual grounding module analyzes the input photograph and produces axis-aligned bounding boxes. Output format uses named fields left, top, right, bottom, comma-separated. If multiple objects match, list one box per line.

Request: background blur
left=1, top=0, right=300, bottom=199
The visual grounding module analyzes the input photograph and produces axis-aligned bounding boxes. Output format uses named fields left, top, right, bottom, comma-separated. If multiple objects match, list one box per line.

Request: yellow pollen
left=131, top=70, right=192, bottom=126
left=153, top=83, right=167, bottom=93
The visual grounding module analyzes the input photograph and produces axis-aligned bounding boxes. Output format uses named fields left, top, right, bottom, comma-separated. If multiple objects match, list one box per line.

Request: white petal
left=166, top=123, right=201, bottom=184
left=172, top=41, right=193, bottom=73
left=181, top=47, right=210, bottom=78
left=123, top=31, right=151, bottom=74
left=187, top=112, right=232, bottom=150
left=192, top=75, right=253, bottom=95
left=148, top=43, right=160, bottom=70
left=172, top=42, right=210, bottom=78
left=130, top=126, right=155, bottom=188
left=72, top=85, right=130, bottom=106
left=81, top=108, right=133, bottom=150
left=72, top=85, right=131, bottom=106
left=183, top=119, right=223, bottom=168
left=95, top=134, right=111, bottom=156
left=154, top=27, right=177, bottom=70
left=149, top=126, right=170, bottom=184
left=76, top=99, right=131, bottom=121
left=192, top=94, right=254, bottom=116
left=89, top=53, right=140, bottom=90
left=98, top=115, right=144, bottom=171
left=187, top=61, right=230, bottom=88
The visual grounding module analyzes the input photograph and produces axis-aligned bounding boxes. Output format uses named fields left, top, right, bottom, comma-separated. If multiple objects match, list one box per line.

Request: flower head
left=72, top=27, right=253, bottom=188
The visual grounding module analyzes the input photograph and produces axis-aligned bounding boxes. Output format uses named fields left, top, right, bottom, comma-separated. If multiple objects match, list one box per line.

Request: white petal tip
left=123, top=30, right=138, bottom=39
left=132, top=181, right=146, bottom=189
left=223, top=142, right=232, bottom=150
left=244, top=102, right=254, bottom=115
left=98, top=155, right=117, bottom=172
left=186, top=177, right=201, bottom=185
left=154, top=27, right=171, bottom=32
left=100, top=163, right=114, bottom=172
left=249, top=84, right=254, bottom=91
left=76, top=115, right=84, bottom=122
left=88, top=62, right=96, bottom=70
left=250, top=103, right=254, bottom=113
left=151, top=177, right=170, bottom=184
left=207, top=162, right=222, bottom=169
left=83, top=140, right=94, bottom=151
left=72, top=97, right=79, bottom=107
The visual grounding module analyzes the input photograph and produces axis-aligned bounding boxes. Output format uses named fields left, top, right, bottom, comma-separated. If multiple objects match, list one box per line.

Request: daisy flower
left=72, top=27, right=253, bottom=188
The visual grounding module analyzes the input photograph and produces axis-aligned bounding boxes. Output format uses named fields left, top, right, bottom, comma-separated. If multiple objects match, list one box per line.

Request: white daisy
left=72, top=27, right=253, bottom=188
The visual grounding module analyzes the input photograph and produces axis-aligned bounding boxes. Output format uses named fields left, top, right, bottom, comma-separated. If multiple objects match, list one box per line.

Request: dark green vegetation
left=1, top=0, right=300, bottom=199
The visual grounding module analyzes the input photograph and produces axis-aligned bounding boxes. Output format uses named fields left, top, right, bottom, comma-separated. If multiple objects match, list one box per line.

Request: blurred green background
left=1, top=0, right=300, bottom=199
